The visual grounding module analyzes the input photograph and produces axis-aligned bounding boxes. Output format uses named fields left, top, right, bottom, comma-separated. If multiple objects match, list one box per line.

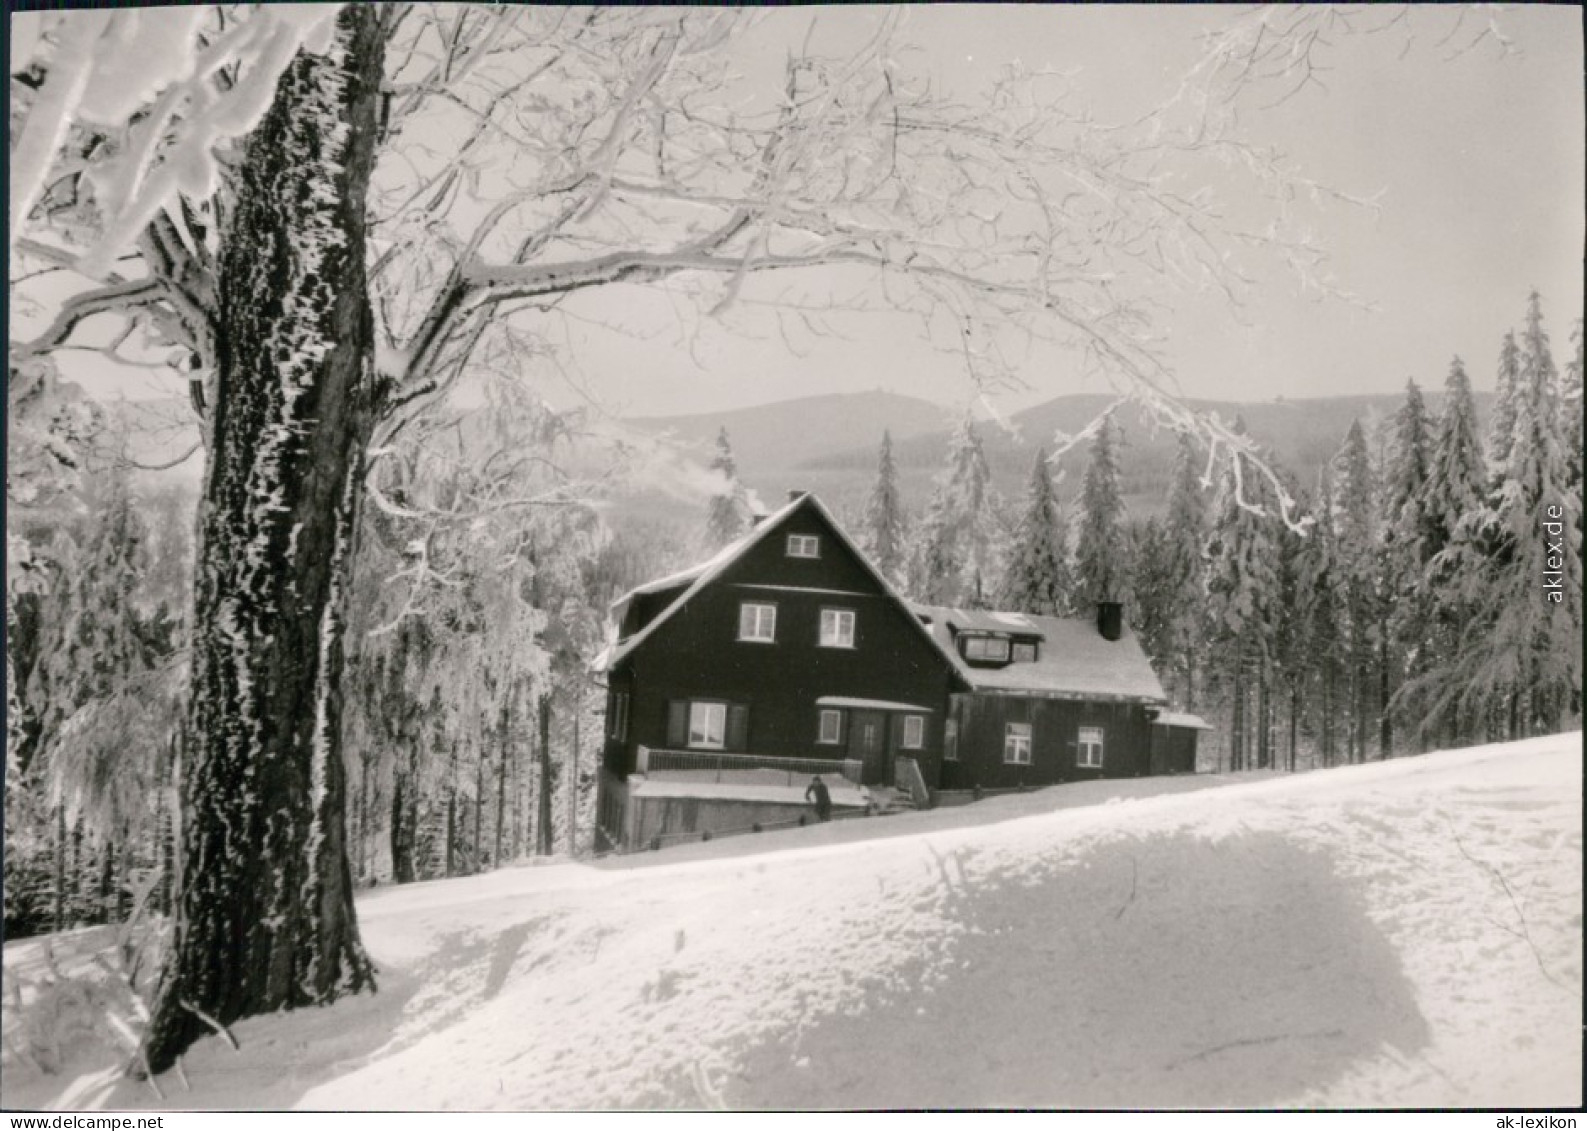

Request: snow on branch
left=360, top=5, right=1393, bottom=494
left=9, top=6, right=340, bottom=271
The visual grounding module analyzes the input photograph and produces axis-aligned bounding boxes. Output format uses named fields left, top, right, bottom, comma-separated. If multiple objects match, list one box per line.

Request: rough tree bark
left=143, top=8, right=385, bottom=1073
left=537, top=696, right=553, bottom=856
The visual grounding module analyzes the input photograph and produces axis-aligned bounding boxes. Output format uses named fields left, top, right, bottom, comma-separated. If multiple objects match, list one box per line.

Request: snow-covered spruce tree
left=140, top=7, right=387, bottom=1073
left=1472, top=293, right=1581, bottom=735
left=860, top=431, right=907, bottom=587
left=1487, top=329, right=1522, bottom=475
left=26, top=475, right=180, bottom=933
left=1330, top=419, right=1381, bottom=762
left=1379, top=379, right=1435, bottom=752
left=1074, top=411, right=1129, bottom=608
left=996, top=448, right=1072, bottom=616
left=1398, top=360, right=1496, bottom=744
left=1161, top=430, right=1210, bottom=707
left=703, top=427, right=751, bottom=551
left=1126, top=517, right=1175, bottom=671
left=1421, top=358, right=1488, bottom=563
left=1407, top=296, right=1582, bottom=742
left=1201, top=424, right=1282, bottom=771
left=1296, top=473, right=1348, bottom=766
left=1393, top=357, right=1487, bottom=747
left=908, top=414, right=998, bottom=607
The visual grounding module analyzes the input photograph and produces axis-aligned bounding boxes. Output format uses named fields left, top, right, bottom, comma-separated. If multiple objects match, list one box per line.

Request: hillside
left=4, top=732, right=1578, bottom=1110
left=627, top=389, right=954, bottom=482
left=624, top=389, right=1494, bottom=521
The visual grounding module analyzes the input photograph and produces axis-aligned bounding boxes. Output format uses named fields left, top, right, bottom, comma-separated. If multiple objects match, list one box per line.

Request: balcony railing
left=636, top=746, right=861, bottom=785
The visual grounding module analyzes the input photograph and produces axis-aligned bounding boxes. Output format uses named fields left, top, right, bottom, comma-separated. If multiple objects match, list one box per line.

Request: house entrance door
left=849, top=710, right=887, bottom=785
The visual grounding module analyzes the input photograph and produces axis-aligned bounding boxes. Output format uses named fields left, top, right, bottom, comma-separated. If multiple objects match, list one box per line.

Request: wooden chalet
left=593, top=491, right=969, bottom=848
left=593, top=490, right=1203, bottom=850
left=914, top=602, right=1171, bottom=789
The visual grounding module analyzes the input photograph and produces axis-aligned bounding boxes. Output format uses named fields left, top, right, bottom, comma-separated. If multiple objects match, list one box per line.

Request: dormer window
left=787, top=534, right=820, bottom=558
left=962, top=635, right=1010, bottom=663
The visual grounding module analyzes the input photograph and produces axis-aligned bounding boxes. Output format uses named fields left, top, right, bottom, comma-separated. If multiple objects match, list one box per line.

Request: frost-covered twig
left=1443, top=814, right=1564, bottom=990
left=179, top=999, right=240, bottom=1053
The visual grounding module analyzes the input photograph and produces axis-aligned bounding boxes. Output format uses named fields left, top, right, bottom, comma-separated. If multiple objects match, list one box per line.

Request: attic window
left=963, top=635, right=1010, bottom=662
left=787, top=534, right=820, bottom=558
left=1012, top=641, right=1038, bottom=663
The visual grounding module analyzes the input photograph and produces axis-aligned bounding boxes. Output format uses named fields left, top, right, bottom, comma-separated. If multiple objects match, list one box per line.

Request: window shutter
left=725, top=704, right=750, bottom=751
left=667, top=700, right=687, bottom=748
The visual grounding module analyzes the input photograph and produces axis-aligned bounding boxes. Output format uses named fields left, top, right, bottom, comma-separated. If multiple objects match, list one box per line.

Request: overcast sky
left=565, top=4, right=1584, bottom=418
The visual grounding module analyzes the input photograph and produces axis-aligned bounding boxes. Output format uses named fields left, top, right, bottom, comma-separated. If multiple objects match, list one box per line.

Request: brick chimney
left=1096, top=601, right=1124, bottom=642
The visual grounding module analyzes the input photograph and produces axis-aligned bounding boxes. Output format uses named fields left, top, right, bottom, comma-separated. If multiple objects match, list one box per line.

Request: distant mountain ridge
left=625, top=388, right=1494, bottom=521
left=626, top=390, right=955, bottom=473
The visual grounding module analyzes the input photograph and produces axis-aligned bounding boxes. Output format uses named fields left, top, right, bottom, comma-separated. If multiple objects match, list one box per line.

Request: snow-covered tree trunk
left=143, top=8, right=384, bottom=1074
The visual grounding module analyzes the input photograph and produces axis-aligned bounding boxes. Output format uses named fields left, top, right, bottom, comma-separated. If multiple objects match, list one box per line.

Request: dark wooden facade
left=600, top=495, right=966, bottom=788
left=1149, top=721, right=1203, bottom=775
left=940, top=693, right=1157, bottom=791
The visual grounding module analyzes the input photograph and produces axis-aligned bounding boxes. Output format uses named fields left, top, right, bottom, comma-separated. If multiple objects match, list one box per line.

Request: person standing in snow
left=806, top=775, right=832, bottom=822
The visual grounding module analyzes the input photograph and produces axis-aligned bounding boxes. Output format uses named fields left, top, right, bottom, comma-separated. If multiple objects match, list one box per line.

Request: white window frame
left=738, top=601, right=777, bottom=643
left=902, top=715, right=925, bottom=750
left=819, top=608, right=856, bottom=648
left=1078, top=726, right=1105, bottom=768
left=817, top=709, right=843, bottom=745
left=787, top=534, right=821, bottom=558
left=688, top=701, right=728, bottom=750
left=964, top=635, right=1011, bottom=662
left=1004, top=722, right=1033, bottom=765
left=944, top=719, right=960, bottom=762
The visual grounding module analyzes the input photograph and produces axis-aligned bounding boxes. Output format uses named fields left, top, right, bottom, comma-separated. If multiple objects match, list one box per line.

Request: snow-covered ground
left=3, top=733, right=1580, bottom=1110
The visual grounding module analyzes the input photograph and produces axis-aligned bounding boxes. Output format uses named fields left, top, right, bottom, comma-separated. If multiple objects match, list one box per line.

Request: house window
left=738, top=602, right=777, bottom=642
left=1078, top=726, right=1105, bottom=768
left=944, top=719, right=959, bottom=761
left=964, top=635, right=1011, bottom=662
left=820, top=608, right=856, bottom=648
left=688, top=702, right=728, bottom=749
left=1012, top=641, right=1038, bottom=663
left=668, top=700, right=748, bottom=751
left=818, top=709, right=843, bottom=745
left=902, top=715, right=924, bottom=750
left=609, top=691, right=630, bottom=741
left=787, top=534, right=820, bottom=558
left=1004, top=722, right=1032, bottom=765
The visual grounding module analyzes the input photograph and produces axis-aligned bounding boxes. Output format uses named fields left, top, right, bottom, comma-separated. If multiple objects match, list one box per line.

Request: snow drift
left=3, top=732, right=1579, bottom=1110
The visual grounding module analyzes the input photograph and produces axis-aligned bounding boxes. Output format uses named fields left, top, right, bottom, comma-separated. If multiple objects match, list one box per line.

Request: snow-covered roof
left=594, top=494, right=968, bottom=683
left=816, top=696, right=936, bottom=713
left=1155, top=711, right=1213, bottom=731
left=913, top=603, right=1168, bottom=704
left=921, top=607, right=1045, bottom=637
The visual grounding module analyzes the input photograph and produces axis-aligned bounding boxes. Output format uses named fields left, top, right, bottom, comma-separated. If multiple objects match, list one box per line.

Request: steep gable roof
left=913, top=603, right=1168, bottom=703
left=594, top=494, right=967, bottom=686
